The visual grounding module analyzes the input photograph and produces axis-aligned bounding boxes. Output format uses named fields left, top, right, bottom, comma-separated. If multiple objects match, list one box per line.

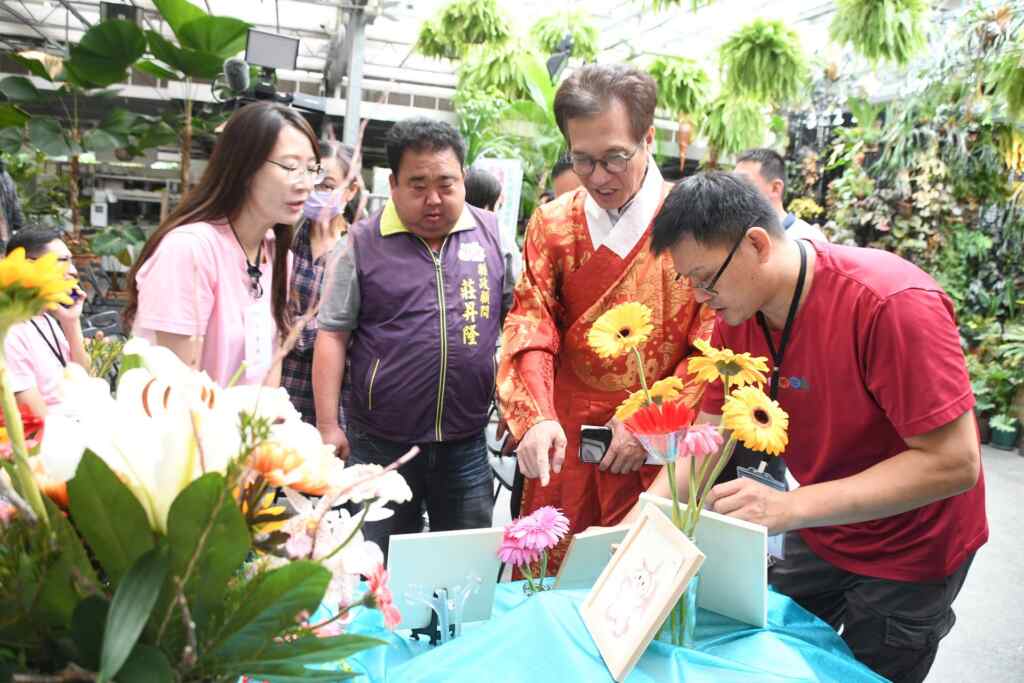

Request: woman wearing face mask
left=282, top=140, right=361, bottom=424
left=125, top=102, right=322, bottom=386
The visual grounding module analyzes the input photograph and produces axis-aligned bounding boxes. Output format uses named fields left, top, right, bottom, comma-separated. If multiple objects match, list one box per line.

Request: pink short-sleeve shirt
left=132, top=220, right=283, bottom=386
left=4, top=315, right=71, bottom=407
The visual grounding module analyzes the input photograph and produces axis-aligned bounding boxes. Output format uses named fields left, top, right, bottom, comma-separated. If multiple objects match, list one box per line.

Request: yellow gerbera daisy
left=0, top=248, right=75, bottom=332
left=587, top=302, right=654, bottom=359
left=614, top=376, right=686, bottom=421
left=722, top=386, right=789, bottom=456
left=688, top=339, right=769, bottom=387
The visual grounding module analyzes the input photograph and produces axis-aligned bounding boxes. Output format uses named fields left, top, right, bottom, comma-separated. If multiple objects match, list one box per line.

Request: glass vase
left=521, top=577, right=554, bottom=597
left=659, top=571, right=701, bottom=648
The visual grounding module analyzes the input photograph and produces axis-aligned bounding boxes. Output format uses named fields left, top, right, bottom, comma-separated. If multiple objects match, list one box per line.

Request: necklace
left=228, top=221, right=264, bottom=299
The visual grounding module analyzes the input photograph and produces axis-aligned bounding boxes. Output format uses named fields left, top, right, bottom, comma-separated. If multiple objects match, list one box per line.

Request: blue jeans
left=346, top=423, right=493, bottom=558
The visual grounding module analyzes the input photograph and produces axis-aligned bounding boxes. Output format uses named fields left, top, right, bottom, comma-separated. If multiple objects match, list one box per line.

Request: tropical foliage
left=719, top=19, right=809, bottom=106
left=829, top=0, right=927, bottom=65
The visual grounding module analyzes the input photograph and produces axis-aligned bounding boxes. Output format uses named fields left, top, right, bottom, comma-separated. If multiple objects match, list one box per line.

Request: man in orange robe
left=497, top=64, right=714, bottom=571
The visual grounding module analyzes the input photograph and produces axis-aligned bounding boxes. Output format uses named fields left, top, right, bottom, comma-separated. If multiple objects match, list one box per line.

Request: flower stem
left=0, top=346, right=48, bottom=528
left=666, top=461, right=683, bottom=531
left=631, top=347, right=653, bottom=405
left=539, top=550, right=549, bottom=587
left=521, top=562, right=538, bottom=594
left=320, top=500, right=372, bottom=562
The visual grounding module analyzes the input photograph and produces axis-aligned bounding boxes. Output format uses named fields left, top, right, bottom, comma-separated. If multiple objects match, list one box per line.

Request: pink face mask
left=302, top=190, right=345, bottom=221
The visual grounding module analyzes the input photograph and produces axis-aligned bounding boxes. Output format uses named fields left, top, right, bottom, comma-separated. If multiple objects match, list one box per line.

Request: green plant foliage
left=99, top=547, right=170, bottom=682
left=648, top=56, right=710, bottom=117
left=530, top=11, right=599, bottom=62
left=637, top=0, right=714, bottom=11
left=700, top=96, right=766, bottom=159
left=990, top=50, right=1024, bottom=120
left=458, top=40, right=539, bottom=103
left=719, top=18, right=808, bottom=106
left=829, top=0, right=927, bottom=66
left=415, top=0, right=510, bottom=60
left=63, top=20, right=147, bottom=88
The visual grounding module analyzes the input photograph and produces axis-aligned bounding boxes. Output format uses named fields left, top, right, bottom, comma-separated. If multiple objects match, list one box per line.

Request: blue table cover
left=338, top=584, right=886, bottom=683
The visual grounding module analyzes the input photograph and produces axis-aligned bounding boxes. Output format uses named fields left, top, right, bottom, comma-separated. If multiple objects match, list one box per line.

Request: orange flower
left=248, top=441, right=303, bottom=480
left=30, top=457, right=68, bottom=508
left=624, top=400, right=696, bottom=436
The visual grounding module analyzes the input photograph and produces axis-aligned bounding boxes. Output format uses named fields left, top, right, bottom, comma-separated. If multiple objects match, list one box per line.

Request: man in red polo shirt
left=644, top=172, right=987, bottom=683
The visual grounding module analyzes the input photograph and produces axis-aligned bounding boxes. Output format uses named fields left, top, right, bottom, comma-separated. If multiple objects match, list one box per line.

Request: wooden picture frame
left=579, top=504, right=705, bottom=682
left=638, top=492, right=768, bottom=627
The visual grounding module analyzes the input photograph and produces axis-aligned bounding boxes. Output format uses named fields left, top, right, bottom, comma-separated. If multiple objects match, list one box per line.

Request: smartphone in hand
left=579, top=425, right=613, bottom=464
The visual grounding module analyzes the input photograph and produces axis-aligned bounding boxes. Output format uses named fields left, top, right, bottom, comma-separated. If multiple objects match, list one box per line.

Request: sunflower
left=0, top=248, right=75, bottom=332
left=688, top=339, right=769, bottom=387
left=587, top=302, right=654, bottom=359
left=614, top=376, right=686, bottom=421
left=722, top=386, right=789, bottom=456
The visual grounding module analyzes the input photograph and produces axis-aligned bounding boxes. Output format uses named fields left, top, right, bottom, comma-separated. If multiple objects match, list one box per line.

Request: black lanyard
left=755, top=240, right=807, bottom=400
left=29, top=315, right=66, bottom=368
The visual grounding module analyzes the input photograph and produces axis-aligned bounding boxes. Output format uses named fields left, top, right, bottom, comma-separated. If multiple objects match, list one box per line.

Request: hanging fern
left=991, top=49, right=1024, bottom=120
left=829, top=0, right=927, bottom=66
left=416, top=20, right=461, bottom=60
left=530, top=11, right=599, bottom=62
left=457, top=40, right=538, bottom=102
left=415, top=0, right=511, bottom=60
left=648, top=56, right=710, bottom=116
left=719, top=18, right=809, bottom=106
left=700, top=95, right=766, bottom=160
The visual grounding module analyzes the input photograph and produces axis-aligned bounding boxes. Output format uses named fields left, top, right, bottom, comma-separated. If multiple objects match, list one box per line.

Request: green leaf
left=153, top=0, right=207, bottom=41
left=71, top=596, right=110, bottom=670
left=135, top=59, right=181, bottom=82
left=145, top=31, right=223, bottom=79
left=0, top=76, right=43, bottom=102
left=67, top=451, right=155, bottom=587
left=208, top=561, right=330, bottom=662
left=49, top=495, right=98, bottom=588
left=83, top=128, right=126, bottom=153
left=116, top=644, right=174, bottom=683
left=27, top=118, right=71, bottom=157
left=99, top=546, right=170, bottom=682
left=227, top=634, right=386, bottom=668
left=0, top=126, right=23, bottom=154
left=177, top=16, right=251, bottom=57
left=9, top=54, right=54, bottom=82
left=98, top=109, right=141, bottom=137
left=518, top=52, right=555, bottom=117
left=66, top=20, right=147, bottom=88
left=0, top=103, right=30, bottom=128
left=166, top=473, right=250, bottom=622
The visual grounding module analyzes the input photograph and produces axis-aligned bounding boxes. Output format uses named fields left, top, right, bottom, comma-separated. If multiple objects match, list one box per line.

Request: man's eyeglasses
left=266, top=160, right=326, bottom=185
left=676, top=232, right=746, bottom=297
left=569, top=145, right=641, bottom=177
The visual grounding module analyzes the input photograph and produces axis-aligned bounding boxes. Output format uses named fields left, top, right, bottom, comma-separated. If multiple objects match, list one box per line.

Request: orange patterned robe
left=498, top=185, right=715, bottom=572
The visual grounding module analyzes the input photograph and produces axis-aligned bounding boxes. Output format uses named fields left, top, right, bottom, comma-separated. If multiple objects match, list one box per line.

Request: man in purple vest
left=313, top=118, right=511, bottom=554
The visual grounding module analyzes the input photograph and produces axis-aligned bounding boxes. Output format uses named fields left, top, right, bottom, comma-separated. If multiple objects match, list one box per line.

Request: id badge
left=736, top=465, right=787, bottom=561
left=243, top=303, right=274, bottom=383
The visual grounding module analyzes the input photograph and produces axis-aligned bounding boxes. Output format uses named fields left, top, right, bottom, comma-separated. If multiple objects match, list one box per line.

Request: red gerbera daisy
left=624, top=399, right=695, bottom=436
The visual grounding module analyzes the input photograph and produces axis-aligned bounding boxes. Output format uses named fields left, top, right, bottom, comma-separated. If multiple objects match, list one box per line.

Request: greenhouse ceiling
left=0, top=0, right=976, bottom=98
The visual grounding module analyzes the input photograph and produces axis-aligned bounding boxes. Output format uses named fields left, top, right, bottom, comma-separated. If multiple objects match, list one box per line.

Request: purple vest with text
left=345, top=205, right=505, bottom=443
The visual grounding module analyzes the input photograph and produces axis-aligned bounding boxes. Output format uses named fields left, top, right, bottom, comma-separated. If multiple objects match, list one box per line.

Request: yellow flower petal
left=722, top=386, right=789, bottom=456
left=687, top=340, right=769, bottom=387
left=613, top=376, right=685, bottom=421
left=0, top=248, right=75, bottom=330
left=587, top=302, right=654, bottom=359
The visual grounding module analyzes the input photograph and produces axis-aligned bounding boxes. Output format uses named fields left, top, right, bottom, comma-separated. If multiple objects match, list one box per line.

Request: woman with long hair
left=282, top=140, right=361, bottom=423
left=125, top=102, right=321, bottom=386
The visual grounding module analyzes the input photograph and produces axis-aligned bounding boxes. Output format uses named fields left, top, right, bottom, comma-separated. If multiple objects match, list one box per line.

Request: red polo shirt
left=703, top=241, right=987, bottom=582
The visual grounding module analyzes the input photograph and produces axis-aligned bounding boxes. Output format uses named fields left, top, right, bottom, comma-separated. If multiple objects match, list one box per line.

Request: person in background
left=313, top=118, right=511, bottom=556
left=646, top=171, right=985, bottom=683
left=0, top=157, right=25, bottom=248
left=550, top=155, right=582, bottom=198
left=465, top=166, right=503, bottom=212
left=282, top=140, right=360, bottom=424
left=734, top=148, right=828, bottom=242
left=497, top=64, right=714, bottom=572
left=3, top=227, right=88, bottom=416
left=125, top=102, right=321, bottom=387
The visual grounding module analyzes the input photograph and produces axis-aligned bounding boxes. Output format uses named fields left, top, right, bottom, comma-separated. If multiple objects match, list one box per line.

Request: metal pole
left=343, top=8, right=366, bottom=146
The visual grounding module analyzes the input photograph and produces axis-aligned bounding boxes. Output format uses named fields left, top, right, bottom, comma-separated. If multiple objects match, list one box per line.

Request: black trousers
left=770, top=531, right=974, bottom=683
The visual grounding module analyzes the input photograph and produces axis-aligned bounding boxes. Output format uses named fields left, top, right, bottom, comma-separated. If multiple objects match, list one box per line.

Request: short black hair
left=6, top=226, right=62, bottom=257
left=552, top=155, right=574, bottom=179
left=464, top=166, right=502, bottom=211
left=385, top=117, right=465, bottom=179
left=651, top=172, right=783, bottom=254
left=736, top=148, right=786, bottom=190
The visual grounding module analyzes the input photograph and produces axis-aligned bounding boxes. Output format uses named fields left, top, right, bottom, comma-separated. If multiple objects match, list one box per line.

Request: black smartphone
left=579, top=425, right=613, bottom=464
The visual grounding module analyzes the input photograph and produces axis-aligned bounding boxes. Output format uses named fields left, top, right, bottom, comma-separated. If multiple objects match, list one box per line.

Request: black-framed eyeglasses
left=265, top=159, right=326, bottom=185
left=569, top=145, right=641, bottom=177
left=676, top=232, right=746, bottom=296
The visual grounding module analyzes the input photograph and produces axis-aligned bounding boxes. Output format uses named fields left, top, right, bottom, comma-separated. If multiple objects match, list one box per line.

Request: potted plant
left=989, top=413, right=1020, bottom=450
